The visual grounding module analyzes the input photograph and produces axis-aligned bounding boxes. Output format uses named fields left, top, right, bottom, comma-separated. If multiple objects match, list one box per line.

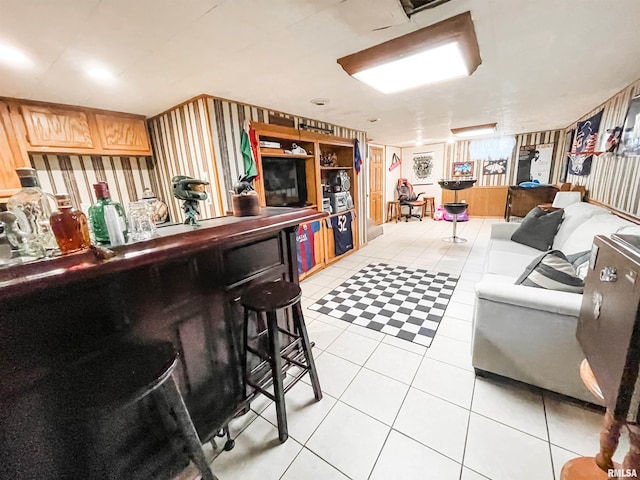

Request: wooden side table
left=386, top=201, right=400, bottom=223
left=561, top=360, right=639, bottom=479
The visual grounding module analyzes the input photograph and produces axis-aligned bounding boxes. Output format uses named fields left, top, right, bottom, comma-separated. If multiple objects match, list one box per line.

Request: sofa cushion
left=515, top=250, right=585, bottom=293
left=553, top=202, right=611, bottom=250
left=561, top=214, right=632, bottom=255
left=484, top=239, right=542, bottom=278
left=511, top=207, right=564, bottom=251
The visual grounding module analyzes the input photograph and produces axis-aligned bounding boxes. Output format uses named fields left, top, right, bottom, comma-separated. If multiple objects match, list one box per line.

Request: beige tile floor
left=206, top=217, right=619, bottom=480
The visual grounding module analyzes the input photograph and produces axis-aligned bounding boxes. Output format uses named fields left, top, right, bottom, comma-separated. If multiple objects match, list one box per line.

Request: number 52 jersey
left=329, top=211, right=354, bottom=256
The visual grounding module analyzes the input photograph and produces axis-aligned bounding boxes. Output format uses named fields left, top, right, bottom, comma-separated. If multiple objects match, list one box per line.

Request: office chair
left=397, top=178, right=425, bottom=221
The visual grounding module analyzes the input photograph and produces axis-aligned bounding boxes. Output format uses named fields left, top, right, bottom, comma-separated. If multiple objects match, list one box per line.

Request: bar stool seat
left=242, top=280, right=322, bottom=443
left=386, top=200, right=401, bottom=223
left=50, top=341, right=216, bottom=480
left=422, top=197, right=435, bottom=219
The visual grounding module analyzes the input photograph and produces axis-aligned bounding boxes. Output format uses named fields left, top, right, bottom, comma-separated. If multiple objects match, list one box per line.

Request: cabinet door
left=0, top=102, right=29, bottom=197
left=21, top=105, right=94, bottom=148
left=94, top=113, right=151, bottom=153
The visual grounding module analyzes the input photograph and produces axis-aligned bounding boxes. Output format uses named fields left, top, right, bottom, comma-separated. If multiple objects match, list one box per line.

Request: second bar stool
left=241, top=280, right=322, bottom=443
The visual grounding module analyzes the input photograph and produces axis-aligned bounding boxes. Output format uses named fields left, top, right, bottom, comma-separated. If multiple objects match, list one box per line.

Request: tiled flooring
left=206, top=218, right=619, bottom=480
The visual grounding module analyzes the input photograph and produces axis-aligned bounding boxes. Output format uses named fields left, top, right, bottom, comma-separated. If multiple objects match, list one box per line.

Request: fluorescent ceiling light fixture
left=353, top=42, right=467, bottom=94
left=337, top=11, right=481, bottom=94
left=0, top=44, right=33, bottom=68
left=451, top=123, right=497, bottom=138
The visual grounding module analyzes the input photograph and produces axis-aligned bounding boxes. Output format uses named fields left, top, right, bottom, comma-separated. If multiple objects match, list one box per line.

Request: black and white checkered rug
left=309, top=263, right=459, bottom=347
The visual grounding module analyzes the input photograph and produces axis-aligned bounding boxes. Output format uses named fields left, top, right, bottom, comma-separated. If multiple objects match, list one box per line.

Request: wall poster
left=621, top=95, right=640, bottom=156
left=410, top=152, right=434, bottom=185
left=569, top=110, right=603, bottom=176
left=516, top=144, right=553, bottom=184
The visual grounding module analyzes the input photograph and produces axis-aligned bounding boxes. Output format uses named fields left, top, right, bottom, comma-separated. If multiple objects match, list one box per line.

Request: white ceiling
left=1, top=0, right=640, bottom=146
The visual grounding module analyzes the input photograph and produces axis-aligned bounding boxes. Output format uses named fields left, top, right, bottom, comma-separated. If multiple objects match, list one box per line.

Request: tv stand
left=252, top=122, right=360, bottom=278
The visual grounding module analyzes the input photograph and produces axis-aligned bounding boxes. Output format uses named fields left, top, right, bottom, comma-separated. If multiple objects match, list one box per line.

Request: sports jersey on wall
left=296, top=221, right=321, bottom=273
left=329, top=211, right=353, bottom=256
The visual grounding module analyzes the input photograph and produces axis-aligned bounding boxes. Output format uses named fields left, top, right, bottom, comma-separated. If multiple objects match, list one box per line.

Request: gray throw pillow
left=515, top=250, right=584, bottom=293
left=511, top=207, right=564, bottom=251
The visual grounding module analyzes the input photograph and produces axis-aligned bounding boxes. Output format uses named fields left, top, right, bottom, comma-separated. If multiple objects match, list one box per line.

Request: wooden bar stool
left=386, top=200, right=401, bottom=223
left=241, top=281, right=322, bottom=443
left=422, top=197, right=435, bottom=219
left=50, top=342, right=216, bottom=480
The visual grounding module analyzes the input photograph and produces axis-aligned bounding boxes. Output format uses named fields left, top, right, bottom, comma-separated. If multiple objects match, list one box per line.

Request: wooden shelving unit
left=251, top=121, right=359, bottom=280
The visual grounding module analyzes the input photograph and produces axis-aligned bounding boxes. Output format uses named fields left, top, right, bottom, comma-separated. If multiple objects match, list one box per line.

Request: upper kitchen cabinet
left=0, top=101, right=30, bottom=198
left=21, top=104, right=95, bottom=149
left=94, top=113, right=151, bottom=152
left=3, top=98, right=152, bottom=156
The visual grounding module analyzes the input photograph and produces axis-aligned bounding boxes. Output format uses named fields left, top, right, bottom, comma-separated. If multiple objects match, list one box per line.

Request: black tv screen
left=262, top=157, right=308, bottom=207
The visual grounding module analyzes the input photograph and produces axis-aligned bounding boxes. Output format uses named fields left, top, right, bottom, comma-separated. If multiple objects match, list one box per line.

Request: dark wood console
left=504, top=185, right=558, bottom=220
left=0, top=207, right=325, bottom=479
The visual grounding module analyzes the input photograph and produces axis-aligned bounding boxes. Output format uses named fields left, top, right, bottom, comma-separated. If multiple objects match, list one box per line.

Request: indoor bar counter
left=0, top=206, right=326, bottom=479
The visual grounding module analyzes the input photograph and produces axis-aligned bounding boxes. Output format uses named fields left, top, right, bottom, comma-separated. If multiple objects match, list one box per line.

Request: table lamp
left=552, top=191, right=582, bottom=209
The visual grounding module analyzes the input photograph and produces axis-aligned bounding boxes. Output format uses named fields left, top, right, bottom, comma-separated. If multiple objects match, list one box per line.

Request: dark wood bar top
left=0, top=206, right=325, bottom=298
left=0, top=205, right=325, bottom=479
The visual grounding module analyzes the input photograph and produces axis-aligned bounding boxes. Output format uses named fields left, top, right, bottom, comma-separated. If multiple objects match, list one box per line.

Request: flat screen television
left=262, top=157, right=308, bottom=207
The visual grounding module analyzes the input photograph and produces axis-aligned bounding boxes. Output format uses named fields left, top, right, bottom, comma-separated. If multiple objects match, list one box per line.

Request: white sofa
left=472, top=202, right=640, bottom=404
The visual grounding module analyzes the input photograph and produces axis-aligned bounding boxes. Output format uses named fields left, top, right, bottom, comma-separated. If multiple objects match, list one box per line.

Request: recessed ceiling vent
left=399, top=0, right=452, bottom=17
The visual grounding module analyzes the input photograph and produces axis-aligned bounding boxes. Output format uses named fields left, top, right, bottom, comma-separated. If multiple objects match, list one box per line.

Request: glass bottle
left=88, top=182, right=128, bottom=246
left=6, top=167, right=57, bottom=258
left=50, top=193, right=91, bottom=254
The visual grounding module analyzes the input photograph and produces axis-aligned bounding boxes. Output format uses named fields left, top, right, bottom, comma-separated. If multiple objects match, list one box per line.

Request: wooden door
left=369, top=146, right=384, bottom=225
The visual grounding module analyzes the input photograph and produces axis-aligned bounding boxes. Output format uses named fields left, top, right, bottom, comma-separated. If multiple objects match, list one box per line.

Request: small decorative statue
left=172, top=175, right=209, bottom=227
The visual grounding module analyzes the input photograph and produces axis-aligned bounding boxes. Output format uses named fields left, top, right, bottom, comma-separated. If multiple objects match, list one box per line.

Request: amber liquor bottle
left=50, top=193, right=91, bottom=254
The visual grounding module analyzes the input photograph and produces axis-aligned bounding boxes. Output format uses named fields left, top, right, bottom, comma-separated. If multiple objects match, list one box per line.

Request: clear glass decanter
left=6, top=168, right=57, bottom=258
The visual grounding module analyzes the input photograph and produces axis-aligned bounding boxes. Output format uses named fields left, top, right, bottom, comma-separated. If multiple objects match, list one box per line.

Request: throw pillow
left=566, top=250, right=590, bottom=280
left=515, top=250, right=585, bottom=293
left=511, top=207, right=564, bottom=251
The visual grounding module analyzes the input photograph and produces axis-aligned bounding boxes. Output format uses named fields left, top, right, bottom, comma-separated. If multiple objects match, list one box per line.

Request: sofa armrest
left=474, top=281, right=582, bottom=316
left=490, top=222, right=521, bottom=240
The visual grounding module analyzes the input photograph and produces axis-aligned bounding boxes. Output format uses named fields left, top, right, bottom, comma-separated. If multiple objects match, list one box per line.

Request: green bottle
left=88, top=182, right=128, bottom=246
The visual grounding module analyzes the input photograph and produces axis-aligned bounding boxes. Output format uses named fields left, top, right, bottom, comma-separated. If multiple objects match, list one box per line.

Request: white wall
left=400, top=142, right=446, bottom=206
left=385, top=145, right=401, bottom=204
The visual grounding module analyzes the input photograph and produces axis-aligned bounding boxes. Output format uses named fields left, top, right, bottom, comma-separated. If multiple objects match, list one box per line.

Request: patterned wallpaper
left=561, top=77, right=640, bottom=216
left=149, top=95, right=368, bottom=243
left=442, top=129, right=563, bottom=187
left=30, top=153, right=160, bottom=214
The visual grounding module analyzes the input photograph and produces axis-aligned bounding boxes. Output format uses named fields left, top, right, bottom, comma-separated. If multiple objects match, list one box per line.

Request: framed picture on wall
left=410, top=152, right=434, bottom=185
left=621, top=94, right=640, bottom=156
left=452, top=161, right=474, bottom=177
left=482, top=159, right=507, bottom=175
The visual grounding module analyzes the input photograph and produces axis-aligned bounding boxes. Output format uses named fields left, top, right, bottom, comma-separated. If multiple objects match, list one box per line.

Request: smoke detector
left=310, top=98, right=330, bottom=106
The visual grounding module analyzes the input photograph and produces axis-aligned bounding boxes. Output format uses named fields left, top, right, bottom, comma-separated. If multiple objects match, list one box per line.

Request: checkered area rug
left=309, top=263, right=459, bottom=347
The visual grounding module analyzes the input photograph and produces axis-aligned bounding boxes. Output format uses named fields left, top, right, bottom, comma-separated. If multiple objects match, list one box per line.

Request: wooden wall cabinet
left=251, top=122, right=360, bottom=278
left=94, top=113, right=151, bottom=152
left=0, top=98, right=153, bottom=200
left=21, top=104, right=94, bottom=149
left=0, top=101, right=30, bottom=198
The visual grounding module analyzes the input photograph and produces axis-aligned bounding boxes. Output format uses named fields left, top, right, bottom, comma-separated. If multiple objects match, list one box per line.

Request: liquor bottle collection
left=0, top=168, right=162, bottom=264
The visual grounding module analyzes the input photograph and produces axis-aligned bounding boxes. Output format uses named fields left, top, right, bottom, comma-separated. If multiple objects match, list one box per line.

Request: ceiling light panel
left=337, top=11, right=481, bottom=94
left=451, top=123, right=497, bottom=137
left=353, top=42, right=467, bottom=93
